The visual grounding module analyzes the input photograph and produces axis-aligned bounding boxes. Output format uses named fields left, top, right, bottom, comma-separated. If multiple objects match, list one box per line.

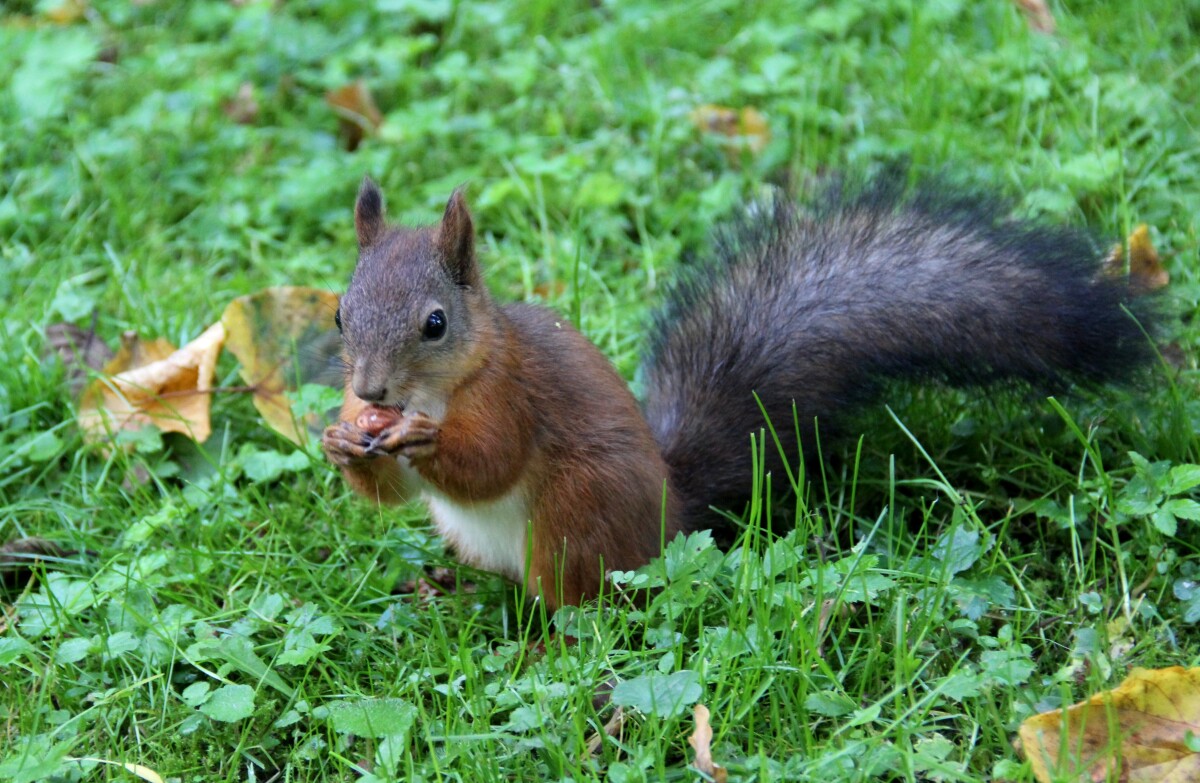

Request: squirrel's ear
left=354, top=177, right=385, bottom=249
left=438, top=187, right=480, bottom=287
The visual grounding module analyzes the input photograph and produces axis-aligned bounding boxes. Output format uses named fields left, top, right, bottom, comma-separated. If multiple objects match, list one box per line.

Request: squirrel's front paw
left=322, top=422, right=377, bottom=467
left=372, top=413, right=439, bottom=460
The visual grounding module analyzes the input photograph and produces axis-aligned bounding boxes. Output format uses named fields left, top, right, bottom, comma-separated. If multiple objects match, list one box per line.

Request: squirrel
left=322, top=172, right=1155, bottom=609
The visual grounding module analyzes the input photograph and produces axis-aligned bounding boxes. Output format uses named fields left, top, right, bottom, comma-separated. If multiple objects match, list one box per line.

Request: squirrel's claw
left=322, top=421, right=377, bottom=467
left=369, top=414, right=439, bottom=459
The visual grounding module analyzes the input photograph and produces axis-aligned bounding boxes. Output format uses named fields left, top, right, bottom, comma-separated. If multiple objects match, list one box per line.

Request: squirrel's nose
left=353, top=380, right=388, bottom=403
left=351, top=364, right=388, bottom=402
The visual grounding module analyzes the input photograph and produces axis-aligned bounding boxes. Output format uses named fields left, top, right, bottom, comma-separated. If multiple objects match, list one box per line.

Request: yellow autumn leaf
left=44, top=0, right=88, bottom=24
left=107, top=331, right=176, bottom=369
left=220, top=286, right=342, bottom=445
left=1127, top=224, right=1169, bottom=293
left=690, top=104, right=770, bottom=159
left=1104, top=223, right=1169, bottom=294
left=1018, top=666, right=1200, bottom=783
left=77, top=323, right=226, bottom=444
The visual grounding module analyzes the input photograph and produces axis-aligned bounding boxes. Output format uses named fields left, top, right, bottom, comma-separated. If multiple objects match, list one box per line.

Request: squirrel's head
left=336, top=178, right=487, bottom=421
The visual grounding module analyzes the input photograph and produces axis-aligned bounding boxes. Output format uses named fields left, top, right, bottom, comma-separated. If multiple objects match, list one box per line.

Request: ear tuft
left=354, top=177, right=385, bottom=249
left=438, top=187, right=480, bottom=286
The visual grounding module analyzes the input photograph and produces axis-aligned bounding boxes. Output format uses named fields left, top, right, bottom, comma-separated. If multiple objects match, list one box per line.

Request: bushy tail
left=641, top=173, right=1157, bottom=531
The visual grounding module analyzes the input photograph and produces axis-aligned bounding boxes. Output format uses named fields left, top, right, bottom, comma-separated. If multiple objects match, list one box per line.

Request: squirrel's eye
left=423, top=309, right=447, bottom=340
left=334, top=308, right=343, bottom=333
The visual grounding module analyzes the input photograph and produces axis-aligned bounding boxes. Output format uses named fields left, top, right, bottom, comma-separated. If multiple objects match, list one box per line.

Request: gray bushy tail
left=640, top=172, right=1157, bottom=531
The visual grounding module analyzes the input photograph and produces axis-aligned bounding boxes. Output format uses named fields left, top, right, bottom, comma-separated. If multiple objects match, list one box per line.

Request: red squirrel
left=322, top=181, right=678, bottom=607
left=323, top=175, right=1154, bottom=609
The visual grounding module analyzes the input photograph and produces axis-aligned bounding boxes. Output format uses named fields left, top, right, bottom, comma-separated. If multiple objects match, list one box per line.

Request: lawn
left=2, top=0, right=1199, bottom=781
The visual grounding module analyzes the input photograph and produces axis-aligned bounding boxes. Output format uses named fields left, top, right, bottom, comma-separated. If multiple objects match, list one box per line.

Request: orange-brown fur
left=325, top=182, right=680, bottom=609
left=334, top=389, right=413, bottom=504
left=404, top=318, right=534, bottom=502
left=333, top=312, right=677, bottom=607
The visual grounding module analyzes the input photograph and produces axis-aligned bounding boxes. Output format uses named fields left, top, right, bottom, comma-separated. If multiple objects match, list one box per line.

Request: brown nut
left=355, top=406, right=401, bottom=436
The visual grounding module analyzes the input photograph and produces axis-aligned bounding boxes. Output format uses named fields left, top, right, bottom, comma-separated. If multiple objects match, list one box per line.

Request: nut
left=355, top=406, right=401, bottom=436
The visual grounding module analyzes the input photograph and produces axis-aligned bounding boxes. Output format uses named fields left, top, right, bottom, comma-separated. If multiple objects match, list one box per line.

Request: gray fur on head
left=438, top=188, right=478, bottom=288
left=355, top=177, right=385, bottom=249
left=337, top=184, right=483, bottom=414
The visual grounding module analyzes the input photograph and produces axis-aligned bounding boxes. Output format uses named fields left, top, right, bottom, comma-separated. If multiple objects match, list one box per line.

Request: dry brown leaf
left=688, top=704, right=728, bottom=782
left=1017, top=666, right=1200, bottom=783
left=220, top=287, right=343, bottom=445
left=43, top=320, right=115, bottom=397
left=1014, top=0, right=1056, bottom=34
left=815, top=597, right=843, bottom=656
left=591, top=676, right=618, bottom=712
left=77, top=322, right=226, bottom=444
left=690, top=104, right=770, bottom=160
left=222, top=81, right=260, bottom=125
left=325, top=80, right=384, bottom=152
left=0, top=537, right=74, bottom=589
left=396, top=567, right=470, bottom=601
left=1104, top=224, right=1169, bottom=294
left=44, top=0, right=88, bottom=24
left=1158, top=341, right=1188, bottom=371
left=584, top=706, right=626, bottom=757
left=533, top=280, right=567, bottom=299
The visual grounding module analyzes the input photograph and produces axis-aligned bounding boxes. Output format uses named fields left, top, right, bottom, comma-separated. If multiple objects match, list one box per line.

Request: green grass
left=2, top=0, right=1200, bottom=781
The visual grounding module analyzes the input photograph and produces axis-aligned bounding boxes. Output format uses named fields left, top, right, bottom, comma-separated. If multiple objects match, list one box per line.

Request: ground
left=1, top=1, right=1199, bottom=781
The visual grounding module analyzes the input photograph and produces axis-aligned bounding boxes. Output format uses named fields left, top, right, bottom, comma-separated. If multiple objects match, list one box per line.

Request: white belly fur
left=423, top=485, right=530, bottom=583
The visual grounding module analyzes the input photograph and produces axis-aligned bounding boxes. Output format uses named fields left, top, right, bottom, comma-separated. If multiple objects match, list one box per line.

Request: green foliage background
left=1, top=1, right=1199, bottom=781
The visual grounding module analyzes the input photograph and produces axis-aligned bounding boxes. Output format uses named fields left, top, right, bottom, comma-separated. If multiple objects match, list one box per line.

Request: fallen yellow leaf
left=1128, top=224, right=1169, bottom=293
left=108, top=331, right=176, bottom=369
left=690, top=104, right=770, bottom=160
left=44, top=0, right=89, bottom=24
left=221, top=287, right=342, bottom=445
left=1104, top=223, right=1169, bottom=294
left=78, top=323, right=226, bottom=444
left=1018, top=666, right=1200, bottom=783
